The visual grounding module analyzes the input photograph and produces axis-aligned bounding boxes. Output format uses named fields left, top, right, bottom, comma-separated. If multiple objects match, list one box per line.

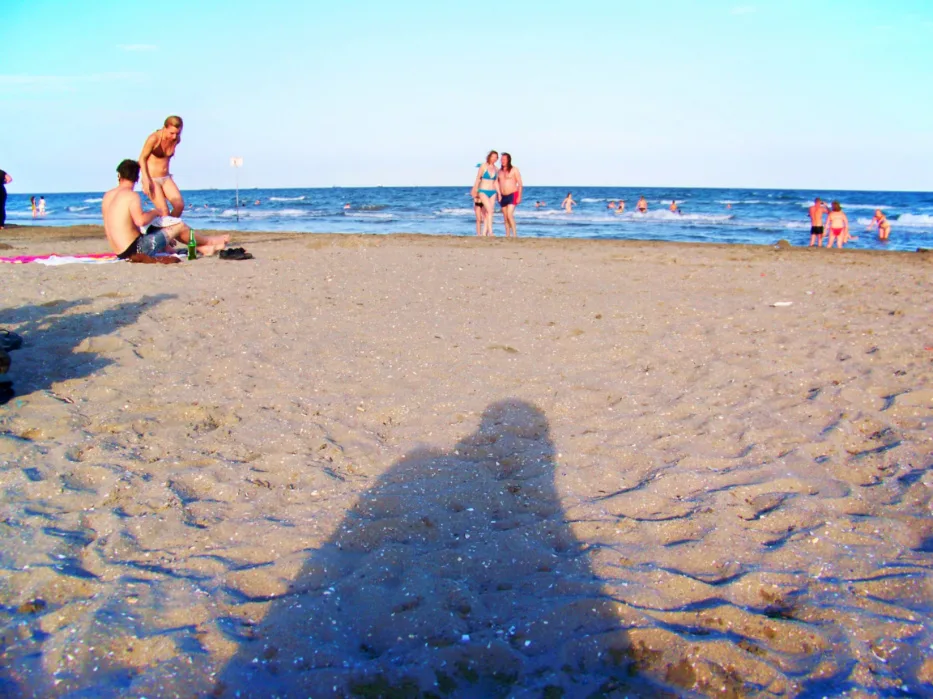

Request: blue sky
left=2, top=0, right=932, bottom=192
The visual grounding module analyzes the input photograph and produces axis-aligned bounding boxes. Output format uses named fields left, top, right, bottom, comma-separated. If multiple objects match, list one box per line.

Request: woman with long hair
left=498, top=153, right=523, bottom=237
left=471, top=150, right=500, bottom=236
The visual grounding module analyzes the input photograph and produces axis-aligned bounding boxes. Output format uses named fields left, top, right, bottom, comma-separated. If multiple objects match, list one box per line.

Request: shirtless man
left=102, top=159, right=228, bottom=259
left=560, top=192, right=576, bottom=213
left=825, top=201, right=849, bottom=249
left=636, top=196, right=648, bottom=213
left=498, top=152, right=523, bottom=237
left=669, top=200, right=678, bottom=213
left=872, top=209, right=891, bottom=241
left=808, top=197, right=830, bottom=247
left=139, top=115, right=185, bottom=217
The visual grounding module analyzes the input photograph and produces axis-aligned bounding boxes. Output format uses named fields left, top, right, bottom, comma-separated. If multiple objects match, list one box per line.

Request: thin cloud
left=118, top=44, right=158, bottom=52
left=730, top=6, right=757, bottom=15
left=0, top=72, right=145, bottom=94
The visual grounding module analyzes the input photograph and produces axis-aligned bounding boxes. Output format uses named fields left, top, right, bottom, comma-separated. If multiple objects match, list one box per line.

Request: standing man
left=808, top=197, right=830, bottom=247
left=498, top=152, right=523, bottom=237
left=139, top=115, right=185, bottom=218
left=0, top=168, right=11, bottom=229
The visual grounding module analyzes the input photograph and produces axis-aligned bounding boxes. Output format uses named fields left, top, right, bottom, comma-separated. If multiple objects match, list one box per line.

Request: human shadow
left=0, top=294, right=174, bottom=400
left=218, top=400, right=666, bottom=698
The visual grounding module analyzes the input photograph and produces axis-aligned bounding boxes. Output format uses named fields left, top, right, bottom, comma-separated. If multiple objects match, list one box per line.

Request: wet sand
left=1, top=225, right=931, bottom=698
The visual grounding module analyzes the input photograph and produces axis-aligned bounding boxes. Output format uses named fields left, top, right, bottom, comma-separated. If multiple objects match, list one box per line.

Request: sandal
left=219, top=247, right=254, bottom=260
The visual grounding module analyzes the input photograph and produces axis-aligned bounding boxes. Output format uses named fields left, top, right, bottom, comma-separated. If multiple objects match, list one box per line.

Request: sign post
left=230, top=157, right=243, bottom=222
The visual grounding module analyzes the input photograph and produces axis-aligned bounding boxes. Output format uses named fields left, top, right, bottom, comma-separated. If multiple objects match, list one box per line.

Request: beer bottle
left=187, top=229, right=197, bottom=260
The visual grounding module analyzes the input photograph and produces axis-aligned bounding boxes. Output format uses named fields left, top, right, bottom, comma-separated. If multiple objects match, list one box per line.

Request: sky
left=2, top=0, right=932, bottom=193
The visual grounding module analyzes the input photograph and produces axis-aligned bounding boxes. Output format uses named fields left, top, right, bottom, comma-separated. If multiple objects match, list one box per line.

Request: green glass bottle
left=187, top=229, right=197, bottom=260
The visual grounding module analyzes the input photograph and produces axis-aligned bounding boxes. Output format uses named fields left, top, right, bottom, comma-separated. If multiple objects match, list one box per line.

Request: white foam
left=67, top=205, right=90, bottom=212
left=268, top=195, right=306, bottom=202
left=882, top=214, right=933, bottom=228
left=83, top=197, right=103, bottom=203
left=220, top=207, right=308, bottom=218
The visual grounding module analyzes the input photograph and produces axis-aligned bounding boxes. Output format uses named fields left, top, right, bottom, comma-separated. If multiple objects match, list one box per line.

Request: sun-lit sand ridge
left=0, top=226, right=931, bottom=697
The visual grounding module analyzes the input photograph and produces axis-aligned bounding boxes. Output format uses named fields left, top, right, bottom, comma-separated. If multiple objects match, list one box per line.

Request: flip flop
left=219, top=248, right=254, bottom=260
left=0, top=330, right=23, bottom=352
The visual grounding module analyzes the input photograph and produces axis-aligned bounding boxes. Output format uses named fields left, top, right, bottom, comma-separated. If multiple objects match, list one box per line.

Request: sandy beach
left=1, top=225, right=931, bottom=698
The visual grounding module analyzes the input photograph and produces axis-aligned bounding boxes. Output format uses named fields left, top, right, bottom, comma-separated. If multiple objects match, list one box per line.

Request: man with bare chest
left=102, top=159, right=228, bottom=259
left=139, top=115, right=185, bottom=218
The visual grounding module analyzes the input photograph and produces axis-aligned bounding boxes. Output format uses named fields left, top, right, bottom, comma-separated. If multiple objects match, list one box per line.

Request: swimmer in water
left=615, top=200, right=625, bottom=213
left=872, top=209, right=891, bottom=241
left=560, top=192, right=576, bottom=213
left=669, top=200, right=678, bottom=213
left=608, top=201, right=616, bottom=209
left=636, top=196, right=647, bottom=213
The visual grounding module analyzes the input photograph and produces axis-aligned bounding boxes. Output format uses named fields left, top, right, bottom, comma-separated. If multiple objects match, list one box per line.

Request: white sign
left=230, top=157, right=243, bottom=168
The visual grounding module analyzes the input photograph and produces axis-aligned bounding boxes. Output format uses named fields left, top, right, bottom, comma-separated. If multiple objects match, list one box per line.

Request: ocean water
left=5, top=186, right=933, bottom=252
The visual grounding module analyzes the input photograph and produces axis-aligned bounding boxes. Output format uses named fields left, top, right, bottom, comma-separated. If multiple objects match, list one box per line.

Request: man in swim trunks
left=872, top=209, right=891, bottom=241
left=102, top=159, right=228, bottom=259
left=636, top=196, right=648, bottom=213
left=560, top=193, right=576, bottom=213
left=139, top=115, right=185, bottom=217
left=808, top=197, right=830, bottom=247
left=498, top=152, right=523, bottom=237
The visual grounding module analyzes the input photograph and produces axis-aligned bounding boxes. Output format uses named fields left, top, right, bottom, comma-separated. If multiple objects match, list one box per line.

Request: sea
left=6, top=186, right=933, bottom=252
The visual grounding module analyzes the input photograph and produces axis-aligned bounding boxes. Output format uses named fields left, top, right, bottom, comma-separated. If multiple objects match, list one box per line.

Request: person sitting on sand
left=872, top=210, right=891, bottom=241
left=560, top=192, right=576, bottom=213
left=825, top=201, right=849, bottom=249
left=102, top=159, right=228, bottom=259
left=636, top=196, right=648, bottom=213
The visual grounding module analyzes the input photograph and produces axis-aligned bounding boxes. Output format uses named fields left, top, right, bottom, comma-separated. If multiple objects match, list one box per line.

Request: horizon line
left=7, top=184, right=933, bottom=196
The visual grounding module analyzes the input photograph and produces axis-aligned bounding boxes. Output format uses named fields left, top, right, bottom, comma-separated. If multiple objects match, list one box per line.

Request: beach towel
left=0, top=253, right=120, bottom=265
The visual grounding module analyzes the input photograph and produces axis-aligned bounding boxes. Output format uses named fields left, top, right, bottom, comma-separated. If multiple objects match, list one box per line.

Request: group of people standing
left=28, top=196, right=46, bottom=218
left=471, top=150, right=523, bottom=237
left=808, top=197, right=891, bottom=248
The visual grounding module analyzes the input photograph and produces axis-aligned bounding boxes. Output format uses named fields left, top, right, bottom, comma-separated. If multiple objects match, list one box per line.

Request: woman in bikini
left=471, top=151, right=500, bottom=236
left=826, top=201, right=849, bottom=248
left=139, top=115, right=185, bottom=218
left=498, top=153, right=523, bottom=237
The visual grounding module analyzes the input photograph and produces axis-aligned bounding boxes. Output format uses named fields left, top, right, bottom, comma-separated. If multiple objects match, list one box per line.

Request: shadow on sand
left=218, top=400, right=667, bottom=698
left=0, top=294, right=174, bottom=401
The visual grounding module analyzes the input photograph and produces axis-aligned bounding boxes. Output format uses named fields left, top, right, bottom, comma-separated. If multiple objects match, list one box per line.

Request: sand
left=0, top=225, right=931, bottom=698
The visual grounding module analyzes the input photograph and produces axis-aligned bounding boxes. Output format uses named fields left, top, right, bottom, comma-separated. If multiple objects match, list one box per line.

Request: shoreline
left=1, top=226, right=931, bottom=696
left=1, top=223, right=928, bottom=258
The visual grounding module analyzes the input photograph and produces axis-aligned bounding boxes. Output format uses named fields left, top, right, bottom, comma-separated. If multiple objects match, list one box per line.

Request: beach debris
left=17, top=599, right=47, bottom=615
left=773, top=239, right=792, bottom=250
left=770, top=301, right=793, bottom=307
